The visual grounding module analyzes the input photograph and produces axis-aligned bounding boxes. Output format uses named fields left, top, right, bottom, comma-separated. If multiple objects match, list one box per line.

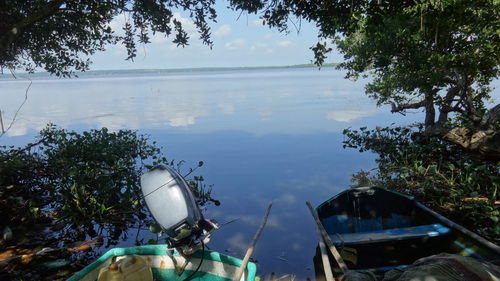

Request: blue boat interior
left=322, top=213, right=414, bottom=235
left=317, top=188, right=436, bottom=239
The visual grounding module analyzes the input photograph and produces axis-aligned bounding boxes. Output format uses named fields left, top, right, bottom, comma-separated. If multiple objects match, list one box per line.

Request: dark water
left=1, top=67, right=475, bottom=278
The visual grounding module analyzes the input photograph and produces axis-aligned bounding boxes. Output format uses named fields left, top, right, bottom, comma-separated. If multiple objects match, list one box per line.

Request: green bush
left=0, top=125, right=215, bottom=242
left=344, top=125, right=499, bottom=242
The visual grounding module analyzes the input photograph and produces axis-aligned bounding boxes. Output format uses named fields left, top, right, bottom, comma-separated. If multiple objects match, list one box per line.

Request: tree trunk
left=424, top=91, right=436, bottom=130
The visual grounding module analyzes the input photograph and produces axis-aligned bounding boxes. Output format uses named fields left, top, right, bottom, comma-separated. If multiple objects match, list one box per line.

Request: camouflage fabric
left=384, top=254, right=500, bottom=281
left=341, top=254, right=500, bottom=281
left=341, top=270, right=377, bottom=281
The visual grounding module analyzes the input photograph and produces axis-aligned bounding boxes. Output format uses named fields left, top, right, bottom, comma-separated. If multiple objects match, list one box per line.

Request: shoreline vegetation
left=0, top=63, right=340, bottom=80
left=0, top=126, right=217, bottom=281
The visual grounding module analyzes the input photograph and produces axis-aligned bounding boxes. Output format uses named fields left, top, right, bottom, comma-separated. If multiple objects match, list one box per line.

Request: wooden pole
left=306, top=202, right=348, bottom=275
left=318, top=232, right=335, bottom=281
left=234, top=203, right=273, bottom=281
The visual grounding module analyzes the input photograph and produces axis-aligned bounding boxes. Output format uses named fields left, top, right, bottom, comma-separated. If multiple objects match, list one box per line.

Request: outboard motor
left=140, top=166, right=216, bottom=255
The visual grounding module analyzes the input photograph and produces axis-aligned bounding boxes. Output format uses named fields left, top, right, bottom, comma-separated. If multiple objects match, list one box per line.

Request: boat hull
left=67, top=245, right=256, bottom=281
left=314, top=187, right=500, bottom=278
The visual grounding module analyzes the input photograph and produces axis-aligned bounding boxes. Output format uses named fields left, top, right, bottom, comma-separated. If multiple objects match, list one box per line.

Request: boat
left=67, top=244, right=256, bottom=281
left=313, top=187, right=500, bottom=280
left=68, top=167, right=259, bottom=281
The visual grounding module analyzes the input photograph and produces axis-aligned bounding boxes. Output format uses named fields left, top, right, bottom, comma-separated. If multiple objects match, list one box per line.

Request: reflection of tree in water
left=0, top=125, right=217, bottom=280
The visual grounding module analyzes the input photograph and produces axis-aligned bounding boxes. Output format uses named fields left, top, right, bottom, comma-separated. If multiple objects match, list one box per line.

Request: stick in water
left=234, top=203, right=273, bottom=281
left=306, top=201, right=348, bottom=275
left=0, top=110, right=4, bottom=133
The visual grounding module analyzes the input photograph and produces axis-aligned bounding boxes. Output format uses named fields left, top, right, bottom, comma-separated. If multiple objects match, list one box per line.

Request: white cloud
left=108, top=43, right=127, bottom=56
left=108, top=13, right=198, bottom=46
left=274, top=193, right=297, bottom=205
left=257, top=109, right=272, bottom=116
left=266, top=216, right=282, bottom=229
left=188, top=32, right=199, bottom=41
left=276, top=40, right=292, bottom=48
left=218, top=103, right=235, bottom=115
left=225, top=214, right=282, bottom=229
left=251, top=42, right=268, bottom=49
left=168, top=44, right=179, bottom=50
left=279, top=175, right=343, bottom=195
left=94, top=113, right=141, bottom=131
left=214, top=24, right=232, bottom=38
left=0, top=76, right=219, bottom=136
left=326, top=110, right=372, bottom=122
left=172, top=12, right=197, bottom=33
left=226, top=233, right=249, bottom=253
left=249, top=43, right=273, bottom=54
left=237, top=215, right=260, bottom=226
left=108, top=16, right=126, bottom=36
left=4, top=120, right=28, bottom=137
left=225, top=39, right=246, bottom=51
left=168, top=114, right=197, bottom=127
left=150, top=34, right=169, bottom=44
left=252, top=19, right=265, bottom=27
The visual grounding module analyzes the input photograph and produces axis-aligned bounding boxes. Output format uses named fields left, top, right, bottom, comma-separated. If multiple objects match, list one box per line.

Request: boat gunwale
left=315, top=186, right=414, bottom=213
left=415, top=202, right=500, bottom=255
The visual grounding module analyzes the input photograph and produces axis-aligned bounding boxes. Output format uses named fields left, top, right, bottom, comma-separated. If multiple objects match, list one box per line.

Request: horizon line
left=1, top=62, right=340, bottom=77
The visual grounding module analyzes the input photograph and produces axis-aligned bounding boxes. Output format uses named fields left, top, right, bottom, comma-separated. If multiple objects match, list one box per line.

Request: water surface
left=0, top=67, right=459, bottom=278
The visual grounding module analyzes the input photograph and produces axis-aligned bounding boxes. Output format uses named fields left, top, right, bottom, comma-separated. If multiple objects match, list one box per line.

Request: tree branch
left=437, top=86, right=460, bottom=126
left=16, top=0, right=66, bottom=31
left=0, top=0, right=66, bottom=54
left=386, top=100, right=426, bottom=113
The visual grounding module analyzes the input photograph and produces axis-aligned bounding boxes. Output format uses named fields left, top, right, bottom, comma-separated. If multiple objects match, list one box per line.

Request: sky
left=89, top=2, right=343, bottom=70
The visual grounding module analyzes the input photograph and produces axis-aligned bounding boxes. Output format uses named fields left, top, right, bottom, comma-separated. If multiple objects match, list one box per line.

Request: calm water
left=0, top=67, right=477, bottom=278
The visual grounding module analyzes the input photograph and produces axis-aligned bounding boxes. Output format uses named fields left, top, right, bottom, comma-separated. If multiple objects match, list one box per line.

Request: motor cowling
left=140, top=166, right=203, bottom=245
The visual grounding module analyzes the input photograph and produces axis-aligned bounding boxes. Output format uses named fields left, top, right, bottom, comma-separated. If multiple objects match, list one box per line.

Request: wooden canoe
left=313, top=187, right=500, bottom=279
left=67, top=245, right=256, bottom=281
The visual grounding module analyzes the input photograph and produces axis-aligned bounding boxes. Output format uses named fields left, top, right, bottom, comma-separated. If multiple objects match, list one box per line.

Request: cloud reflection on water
left=0, top=68, right=383, bottom=138
left=327, top=110, right=374, bottom=122
left=224, top=214, right=283, bottom=230
left=225, top=232, right=249, bottom=253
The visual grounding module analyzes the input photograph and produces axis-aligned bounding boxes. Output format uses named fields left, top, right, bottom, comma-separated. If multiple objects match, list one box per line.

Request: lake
left=0, top=67, right=461, bottom=279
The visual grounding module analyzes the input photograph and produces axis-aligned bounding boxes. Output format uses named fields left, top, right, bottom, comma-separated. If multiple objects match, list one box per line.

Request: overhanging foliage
left=0, top=0, right=217, bottom=77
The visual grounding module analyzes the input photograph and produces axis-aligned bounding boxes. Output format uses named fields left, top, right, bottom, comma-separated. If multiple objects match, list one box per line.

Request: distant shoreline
left=0, top=63, right=340, bottom=79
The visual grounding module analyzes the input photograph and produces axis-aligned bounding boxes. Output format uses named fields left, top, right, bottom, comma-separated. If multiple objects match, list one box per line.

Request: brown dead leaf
left=67, top=244, right=91, bottom=252
left=21, top=254, right=34, bottom=264
left=0, top=249, right=15, bottom=262
left=67, top=236, right=104, bottom=252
